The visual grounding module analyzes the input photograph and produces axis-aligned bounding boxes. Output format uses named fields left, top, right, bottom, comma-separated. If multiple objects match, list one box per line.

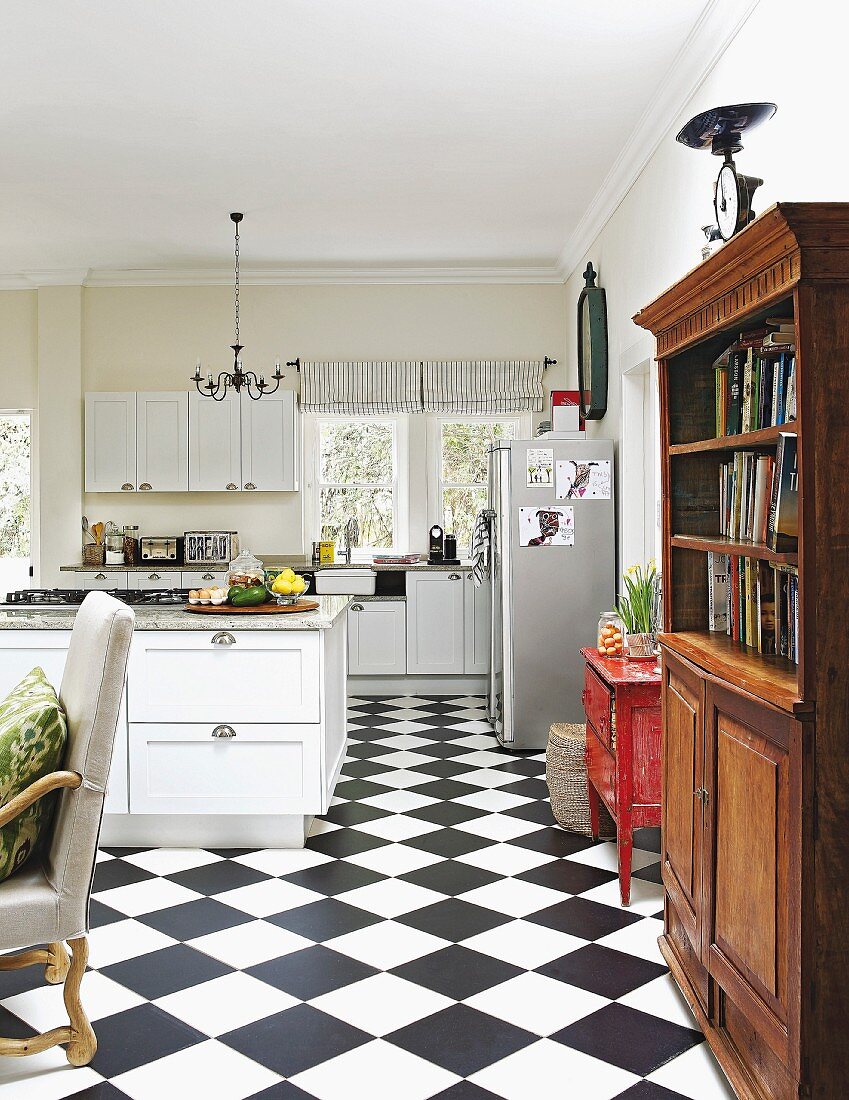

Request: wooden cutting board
left=183, top=600, right=320, bottom=614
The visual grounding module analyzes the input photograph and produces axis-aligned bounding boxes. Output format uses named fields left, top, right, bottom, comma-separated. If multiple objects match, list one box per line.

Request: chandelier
left=192, top=212, right=299, bottom=401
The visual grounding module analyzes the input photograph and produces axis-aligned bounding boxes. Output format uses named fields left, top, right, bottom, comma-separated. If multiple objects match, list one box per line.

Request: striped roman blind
left=422, top=360, right=545, bottom=413
left=300, top=361, right=422, bottom=415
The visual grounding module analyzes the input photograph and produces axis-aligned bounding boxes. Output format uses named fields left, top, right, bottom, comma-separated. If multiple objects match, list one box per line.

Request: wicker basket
left=82, top=544, right=104, bottom=566
left=546, top=723, right=615, bottom=838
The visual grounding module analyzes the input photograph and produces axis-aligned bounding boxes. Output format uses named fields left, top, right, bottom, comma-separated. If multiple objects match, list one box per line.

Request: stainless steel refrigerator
left=488, top=436, right=615, bottom=750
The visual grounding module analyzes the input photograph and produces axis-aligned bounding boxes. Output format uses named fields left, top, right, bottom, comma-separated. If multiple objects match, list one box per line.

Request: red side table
left=580, top=647, right=662, bottom=906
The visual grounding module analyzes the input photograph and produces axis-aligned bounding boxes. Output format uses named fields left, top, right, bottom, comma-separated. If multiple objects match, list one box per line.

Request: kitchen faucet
left=343, top=517, right=359, bottom=564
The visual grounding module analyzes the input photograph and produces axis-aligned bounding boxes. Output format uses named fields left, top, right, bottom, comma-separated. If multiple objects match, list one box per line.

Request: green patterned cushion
left=0, top=667, right=68, bottom=882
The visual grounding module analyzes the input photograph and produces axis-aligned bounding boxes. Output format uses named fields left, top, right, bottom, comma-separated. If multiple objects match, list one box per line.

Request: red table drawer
left=586, top=722, right=616, bottom=814
left=583, top=666, right=613, bottom=748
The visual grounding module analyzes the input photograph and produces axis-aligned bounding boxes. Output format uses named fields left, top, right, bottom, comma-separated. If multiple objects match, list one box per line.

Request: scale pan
left=676, top=102, right=776, bottom=155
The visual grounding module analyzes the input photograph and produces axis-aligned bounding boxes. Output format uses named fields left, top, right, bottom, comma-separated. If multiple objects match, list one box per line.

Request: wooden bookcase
left=634, top=204, right=849, bottom=1100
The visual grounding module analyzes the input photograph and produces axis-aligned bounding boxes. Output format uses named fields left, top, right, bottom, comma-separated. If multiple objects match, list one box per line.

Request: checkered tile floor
left=0, top=696, right=734, bottom=1100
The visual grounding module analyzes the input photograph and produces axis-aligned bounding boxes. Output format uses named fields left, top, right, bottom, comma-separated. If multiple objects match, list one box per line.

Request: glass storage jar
left=597, top=611, right=625, bottom=658
left=226, top=549, right=265, bottom=589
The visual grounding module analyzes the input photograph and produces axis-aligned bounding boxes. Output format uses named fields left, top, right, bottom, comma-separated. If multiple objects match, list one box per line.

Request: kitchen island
left=0, top=596, right=351, bottom=848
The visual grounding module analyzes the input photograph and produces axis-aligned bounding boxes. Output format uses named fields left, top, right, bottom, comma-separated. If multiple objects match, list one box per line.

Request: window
left=432, top=417, right=525, bottom=550
left=0, top=412, right=32, bottom=593
left=313, top=417, right=407, bottom=552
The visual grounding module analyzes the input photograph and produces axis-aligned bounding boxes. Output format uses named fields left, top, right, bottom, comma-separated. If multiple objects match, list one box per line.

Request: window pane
left=320, top=487, right=394, bottom=550
left=443, top=486, right=487, bottom=551
left=441, top=421, right=517, bottom=485
left=320, top=420, right=393, bottom=484
left=0, top=415, right=31, bottom=594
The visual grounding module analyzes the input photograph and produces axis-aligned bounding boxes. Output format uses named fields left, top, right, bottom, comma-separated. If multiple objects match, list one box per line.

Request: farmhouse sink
left=313, top=569, right=377, bottom=595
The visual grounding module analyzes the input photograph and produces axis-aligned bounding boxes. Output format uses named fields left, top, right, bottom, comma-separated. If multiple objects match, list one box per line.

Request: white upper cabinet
left=240, top=389, right=298, bottom=492
left=188, top=391, right=242, bottom=492
left=136, top=392, right=189, bottom=492
left=85, top=392, right=136, bottom=492
left=406, top=570, right=465, bottom=675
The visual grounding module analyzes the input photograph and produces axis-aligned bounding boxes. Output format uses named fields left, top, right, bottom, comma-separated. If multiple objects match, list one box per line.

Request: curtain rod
left=289, top=357, right=557, bottom=374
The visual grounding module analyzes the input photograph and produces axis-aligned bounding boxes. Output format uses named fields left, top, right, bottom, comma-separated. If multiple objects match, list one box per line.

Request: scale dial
left=715, top=162, right=740, bottom=241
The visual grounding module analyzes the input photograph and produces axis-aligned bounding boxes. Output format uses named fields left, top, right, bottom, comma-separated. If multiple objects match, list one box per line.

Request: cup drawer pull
left=211, top=631, right=235, bottom=646
left=212, top=725, right=236, bottom=739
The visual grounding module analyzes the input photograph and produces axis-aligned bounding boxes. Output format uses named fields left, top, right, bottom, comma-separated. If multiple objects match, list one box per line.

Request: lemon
left=282, top=568, right=296, bottom=582
left=272, top=577, right=293, bottom=595
left=292, top=577, right=306, bottom=594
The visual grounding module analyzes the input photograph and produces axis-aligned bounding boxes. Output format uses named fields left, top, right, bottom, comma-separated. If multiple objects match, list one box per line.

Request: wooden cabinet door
left=348, top=601, right=407, bottom=676
left=85, top=392, right=136, bottom=492
left=136, top=391, right=189, bottom=492
left=188, top=391, right=241, bottom=491
left=406, top=571, right=465, bottom=675
left=661, top=651, right=706, bottom=958
left=464, top=572, right=491, bottom=675
left=704, top=681, right=795, bottom=1062
left=240, top=389, right=298, bottom=492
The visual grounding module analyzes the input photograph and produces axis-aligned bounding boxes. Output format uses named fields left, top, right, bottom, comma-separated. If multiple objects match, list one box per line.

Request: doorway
left=620, top=338, right=660, bottom=571
left=0, top=411, right=33, bottom=594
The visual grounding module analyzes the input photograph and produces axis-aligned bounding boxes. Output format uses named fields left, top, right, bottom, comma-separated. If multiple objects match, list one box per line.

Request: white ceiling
left=1, top=0, right=725, bottom=283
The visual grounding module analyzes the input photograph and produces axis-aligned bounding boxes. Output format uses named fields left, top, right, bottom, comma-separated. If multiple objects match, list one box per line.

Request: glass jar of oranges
left=597, top=612, right=625, bottom=658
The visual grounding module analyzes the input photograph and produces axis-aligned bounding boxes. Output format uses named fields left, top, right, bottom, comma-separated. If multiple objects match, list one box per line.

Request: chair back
left=44, top=592, right=134, bottom=933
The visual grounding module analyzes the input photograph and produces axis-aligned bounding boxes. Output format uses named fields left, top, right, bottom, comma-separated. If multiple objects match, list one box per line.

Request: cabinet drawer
left=182, top=570, right=228, bottom=589
left=583, top=666, right=613, bottom=747
left=128, top=631, right=320, bottom=723
left=586, top=722, right=616, bottom=814
left=129, top=570, right=182, bottom=590
left=83, top=571, right=128, bottom=590
left=129, top=722, right=320, bottom=815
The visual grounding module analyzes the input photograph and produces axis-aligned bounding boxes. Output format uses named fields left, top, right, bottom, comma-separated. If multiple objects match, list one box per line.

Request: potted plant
left=616, top=560, right=660, bottom=657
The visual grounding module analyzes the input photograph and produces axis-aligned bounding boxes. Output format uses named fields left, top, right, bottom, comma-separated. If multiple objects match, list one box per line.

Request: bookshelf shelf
left=670, top=533, right=798, bottom=566
left=634, top=203, right=849, bottom=1099
left=669, top=421, right=797, bottom=456
left=658, top=630, right=802, bottom=713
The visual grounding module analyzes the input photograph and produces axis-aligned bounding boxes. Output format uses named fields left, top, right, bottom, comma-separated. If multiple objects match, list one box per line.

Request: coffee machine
left=428, top=525, right=444, bottom=565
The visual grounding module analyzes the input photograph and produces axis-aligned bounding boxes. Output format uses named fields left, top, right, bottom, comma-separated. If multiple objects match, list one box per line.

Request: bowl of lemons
left=265, top=568, right=310, bottom=605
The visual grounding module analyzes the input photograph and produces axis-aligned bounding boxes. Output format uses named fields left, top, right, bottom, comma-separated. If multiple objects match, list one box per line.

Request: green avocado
left=228, top=584, right=267, bottom=607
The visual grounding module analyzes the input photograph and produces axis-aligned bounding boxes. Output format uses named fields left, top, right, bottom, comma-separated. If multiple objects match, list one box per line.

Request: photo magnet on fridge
left=526, top=448, right=554, bottom=486
left=518, top=506, right=575, bottom=547
left=555, top=458, right=612, bottom=499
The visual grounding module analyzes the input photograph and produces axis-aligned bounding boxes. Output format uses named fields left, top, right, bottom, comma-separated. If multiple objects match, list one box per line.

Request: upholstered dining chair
left=0, top=592, right=134, bottom=1066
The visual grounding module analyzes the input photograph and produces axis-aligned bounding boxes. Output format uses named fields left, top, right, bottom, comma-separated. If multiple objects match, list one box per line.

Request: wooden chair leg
left=63, top=937, right=96, bottom=1066
left=45, top=942, right=70, bottom=985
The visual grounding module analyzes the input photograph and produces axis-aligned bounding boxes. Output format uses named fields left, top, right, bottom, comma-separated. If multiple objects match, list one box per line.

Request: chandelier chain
left=234, top=221, right=240, bottom=347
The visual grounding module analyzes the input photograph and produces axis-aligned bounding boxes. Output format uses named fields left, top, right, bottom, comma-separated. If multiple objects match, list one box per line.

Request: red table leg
left=587, top=778, right=601, bottom=841
left=617, top=809, right=633, bottom=906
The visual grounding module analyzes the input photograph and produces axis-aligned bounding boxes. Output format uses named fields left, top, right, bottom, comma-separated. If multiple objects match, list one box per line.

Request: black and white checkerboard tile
left=0, top=696, right=735, bottom=1100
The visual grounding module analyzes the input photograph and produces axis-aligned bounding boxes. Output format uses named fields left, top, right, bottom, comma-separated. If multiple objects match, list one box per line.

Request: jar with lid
left=226, top=548, right=265, bottom=589
left=123, top=525, right=139, bottom=566
left=597, top=611, right=625, bottom=658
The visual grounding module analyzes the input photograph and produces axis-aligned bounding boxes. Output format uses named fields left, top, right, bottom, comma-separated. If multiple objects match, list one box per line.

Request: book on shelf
left=767, top=432, right=799, bottom=553
left=707, top=552, right=729, bottom=632
left=719, top=552, right=798, bottom=663
left=719, top=450, right=774, bottom=543
left=713, top=335, right=796, bottom=439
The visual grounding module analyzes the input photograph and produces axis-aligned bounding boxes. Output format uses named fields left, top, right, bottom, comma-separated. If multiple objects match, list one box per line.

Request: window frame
left=303, top=413, right=409, bottom=556
left=427, top=414, right=530, bottom=551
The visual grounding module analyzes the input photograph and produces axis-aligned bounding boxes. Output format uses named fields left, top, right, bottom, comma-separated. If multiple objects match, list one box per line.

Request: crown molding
left=82, top=263, right=564, bottom=287
left=556, top=0, right=762, bottom=282
left=0, top=269, right=89, bottom=290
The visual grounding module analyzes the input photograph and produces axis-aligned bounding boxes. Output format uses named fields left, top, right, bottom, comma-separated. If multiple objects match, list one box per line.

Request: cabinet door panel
left=661, top=651, right=705, bottom=958
left=406, top=571, right=464, bottom=675
left=85, top=392, right=136, bottom=492
left=464, top=573, right=491, bottom=675
left=189, top=391, right=241, bottom=491
left=705, top=682, right=794, bottom=1056
left=137, top=392, right=188, bottom=491
left=240, top=390, right=298, bottom=491
left=348, top=601, right=406, bottom=676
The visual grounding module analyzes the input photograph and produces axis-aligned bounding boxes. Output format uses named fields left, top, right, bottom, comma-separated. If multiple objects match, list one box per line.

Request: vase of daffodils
left=616, top=560, right=660, bottom=657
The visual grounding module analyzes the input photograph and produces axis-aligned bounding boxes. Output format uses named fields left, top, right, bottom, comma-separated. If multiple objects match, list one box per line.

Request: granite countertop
left=0, top=595, right=352, bottom=631
left=61, top=559, right=473, bottom=573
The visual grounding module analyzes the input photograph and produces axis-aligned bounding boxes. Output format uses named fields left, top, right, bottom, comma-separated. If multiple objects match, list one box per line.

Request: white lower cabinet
left=182, top=569, right=228, bottom=589
left=464, top=573, right=491, bottom=675
left=128, top=631, right=321, bottom=724
left=406, top=570, right=465, bottom=675
left=128, top=722, right=319, bottom=815
left=348, top=601, right=406, bottom=676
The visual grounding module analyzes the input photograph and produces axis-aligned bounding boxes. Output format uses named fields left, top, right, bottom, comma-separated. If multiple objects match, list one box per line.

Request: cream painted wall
left=79, top=282, right=565, bottom=566
left=559, top=0, right=847, bottom=570
left=0, top=291, right=37, bottom=409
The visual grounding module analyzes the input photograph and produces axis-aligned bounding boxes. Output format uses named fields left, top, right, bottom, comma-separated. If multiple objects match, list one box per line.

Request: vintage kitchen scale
left=676, top=101, right=776, bottom=242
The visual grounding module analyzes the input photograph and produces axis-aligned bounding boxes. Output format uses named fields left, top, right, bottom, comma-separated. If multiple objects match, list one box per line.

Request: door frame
left=620, top=335, right=660, bottom=571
